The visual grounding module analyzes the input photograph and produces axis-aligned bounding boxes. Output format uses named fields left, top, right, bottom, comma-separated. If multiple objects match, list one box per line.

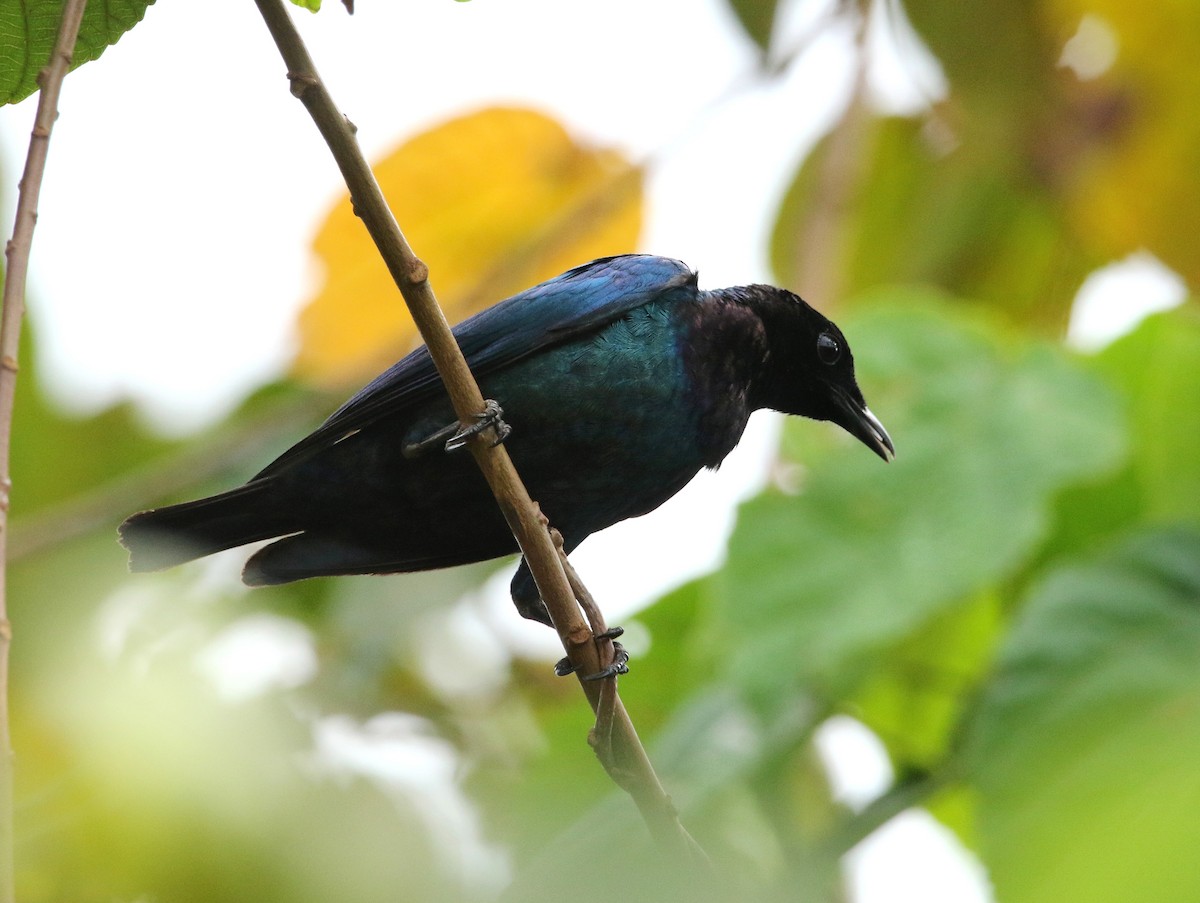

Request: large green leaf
left=967, top=526, right=1200, bottom=903
left=848, top=305, right=1200, bottom=784
left=0, top=0, right=155, bottom=105
left=771, top=116, right=1097, bottom=329
left=717, top=292, right=1125, bottom=696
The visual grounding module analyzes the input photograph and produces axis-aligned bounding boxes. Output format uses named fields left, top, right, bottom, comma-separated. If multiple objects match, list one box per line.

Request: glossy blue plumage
left=120, top=255, right=892, bottom=624
left=259, top=256, right=697, bottom=478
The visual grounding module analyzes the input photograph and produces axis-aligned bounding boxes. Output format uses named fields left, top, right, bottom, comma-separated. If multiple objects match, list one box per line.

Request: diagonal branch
left=251, top=0, right=705, bottom=863
left=0, top=1, right=91, bottom=898
left=822, top=763, right=957, bottom=859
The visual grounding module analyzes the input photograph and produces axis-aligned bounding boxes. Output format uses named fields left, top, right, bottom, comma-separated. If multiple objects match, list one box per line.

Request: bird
left=119, top=255, right=893, bottom=627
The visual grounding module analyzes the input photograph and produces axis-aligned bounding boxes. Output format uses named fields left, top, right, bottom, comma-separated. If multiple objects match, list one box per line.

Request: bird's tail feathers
left=119, top=479, right=296, bottom=572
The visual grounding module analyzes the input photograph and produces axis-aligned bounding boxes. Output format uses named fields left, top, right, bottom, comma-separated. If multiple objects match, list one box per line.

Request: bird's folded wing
left=253, top=255, right=696, bottom=479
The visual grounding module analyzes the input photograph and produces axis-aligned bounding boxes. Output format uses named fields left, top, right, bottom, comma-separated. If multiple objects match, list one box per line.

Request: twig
left=786, top=4, right=871, bottom=307
left=822, top=764, right=956, bottom=858
left=549, top=527, right=631, bottom=781
left=0, top=0, right=90, bottom=897
left=251, top=0, right=705, bottom=863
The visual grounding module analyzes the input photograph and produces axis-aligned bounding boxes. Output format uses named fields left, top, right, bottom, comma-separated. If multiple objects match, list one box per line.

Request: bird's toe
left=554, top=627, right=627, bottom=680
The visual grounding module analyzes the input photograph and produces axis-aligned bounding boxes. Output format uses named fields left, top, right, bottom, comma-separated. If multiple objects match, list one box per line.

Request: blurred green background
left=3, top=0, right=1199, bottom=901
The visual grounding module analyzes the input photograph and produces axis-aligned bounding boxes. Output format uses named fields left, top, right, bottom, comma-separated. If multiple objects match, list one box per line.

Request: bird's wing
left=254, top=255, right=697, bottom=479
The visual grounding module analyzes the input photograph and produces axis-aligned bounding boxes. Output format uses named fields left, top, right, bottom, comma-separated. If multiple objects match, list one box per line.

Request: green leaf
left=717, top=292, right=1126, bottom=696
left=288, top=0, right=321, bottom=9
left=852, top=589, right=1003, bottom=772
left=770, top=116, right=1097, bottom=329
left=0, top=0, right=156, bottom=105
left=773, top=0, right=1200, bottom=324
left=967, top=526, right=1200, bottom=903
left=10, top=361, right=176, bottom=516
left=1091, top=307, right=1200, bottom=525
left=847, top=0, right=1200, bottom=293
left=1027, top=306, right=1200, bottom=570
left=902, top=0, right=1055, bottom=139
left=723, top=0, right=780, bottom=54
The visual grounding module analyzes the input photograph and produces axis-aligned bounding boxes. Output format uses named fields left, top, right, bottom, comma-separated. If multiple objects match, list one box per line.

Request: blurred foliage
left=771, top=0, right=1200, bottom=330
left=727, top=0, right=783, bottom=54
left=967, top=527, right=1200, bottom=903
left=5, top=1, right=1200, bottom=903
left=719, top=296, right=1125, bottom=697
left=0, top=0, right=155, bottom=104
left=296, top=107, right=643, bottom=386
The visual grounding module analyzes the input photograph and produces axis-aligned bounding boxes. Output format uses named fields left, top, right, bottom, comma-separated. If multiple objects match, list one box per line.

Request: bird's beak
left=833, top=388, right=895, bottom=462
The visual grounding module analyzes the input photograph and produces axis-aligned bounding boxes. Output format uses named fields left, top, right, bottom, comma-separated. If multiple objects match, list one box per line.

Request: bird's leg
left=401, top=422, right=458, bottom=458
left=402, top=399, right=511, bottom=458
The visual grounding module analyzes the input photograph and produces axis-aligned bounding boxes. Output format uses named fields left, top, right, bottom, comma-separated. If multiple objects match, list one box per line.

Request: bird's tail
left=118, top=479, right=298, bottom=572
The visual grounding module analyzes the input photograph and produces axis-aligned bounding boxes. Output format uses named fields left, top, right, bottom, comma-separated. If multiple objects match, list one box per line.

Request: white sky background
left=0, top=1, right=1187, bottom=900
left=1, top=0, right=860, bottom=428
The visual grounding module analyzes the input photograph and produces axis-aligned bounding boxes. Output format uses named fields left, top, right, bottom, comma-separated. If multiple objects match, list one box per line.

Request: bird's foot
left=444, top=399, right=511, bottom=452
left=403, top=400, right=511, bottom=458
left=554, top=626, right=629, bottom=681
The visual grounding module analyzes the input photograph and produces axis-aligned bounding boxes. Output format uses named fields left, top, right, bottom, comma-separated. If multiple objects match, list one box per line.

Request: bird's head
left=746, top=286, right=894, bottom=462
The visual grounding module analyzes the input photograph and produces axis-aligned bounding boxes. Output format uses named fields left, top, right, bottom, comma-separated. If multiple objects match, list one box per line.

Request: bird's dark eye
left=816, top=332, right=841, bottom=365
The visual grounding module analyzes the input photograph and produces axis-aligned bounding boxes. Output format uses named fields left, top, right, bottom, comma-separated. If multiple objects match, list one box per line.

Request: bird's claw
left=582, top=643, right=630, bottom=681
left=444, top=399, right=511, bottom=452
left=554, top=627, right=629, bottom=680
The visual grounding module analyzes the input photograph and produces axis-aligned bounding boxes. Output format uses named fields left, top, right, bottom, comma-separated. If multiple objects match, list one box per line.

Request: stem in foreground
left=251, top=0, right=704, bottom=862
left=0, top=0, right=90, bottom=898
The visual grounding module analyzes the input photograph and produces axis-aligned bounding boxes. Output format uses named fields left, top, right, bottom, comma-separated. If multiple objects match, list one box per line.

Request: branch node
left=286, top=71, right=319, bottom=98
left=0, top=358, right=18, bottom=375
left=565, top=623, right=593, bottom=650
left=405, top=256, right=429, bottom=286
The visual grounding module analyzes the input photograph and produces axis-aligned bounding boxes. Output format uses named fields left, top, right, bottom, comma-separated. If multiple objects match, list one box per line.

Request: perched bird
left=120, top=255, right=893, bottom=626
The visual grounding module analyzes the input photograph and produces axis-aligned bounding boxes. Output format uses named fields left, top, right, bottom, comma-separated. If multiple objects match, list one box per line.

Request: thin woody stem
left=251, top=0, right=705, bottom=863
left=0, top=0, right=91, bottom=897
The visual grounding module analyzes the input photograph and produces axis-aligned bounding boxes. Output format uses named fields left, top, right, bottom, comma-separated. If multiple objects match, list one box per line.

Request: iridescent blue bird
left=120, top=255, right=893, bottom=625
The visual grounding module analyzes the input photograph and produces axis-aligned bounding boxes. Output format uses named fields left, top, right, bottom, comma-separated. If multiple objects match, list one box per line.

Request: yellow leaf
left=295, top=106, right=644, bottom=386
